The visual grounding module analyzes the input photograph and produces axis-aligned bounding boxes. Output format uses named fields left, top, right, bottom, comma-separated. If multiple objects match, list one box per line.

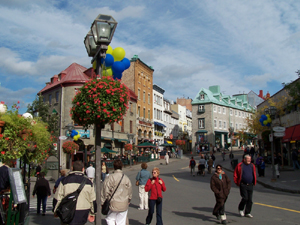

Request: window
left=235, top=110, right=237, bottom=116
left=148, top=109, right=150, bottom=119
left=130, top=102, right=133, bottom=113
left=198, top=105, right=205, bottom=112
left=223, top=121, right=226, bottom=129
left=198, top=118, right=205, bottom=128
left=111, top=123, right=114, bottom=131
left=130, top=121, right=133, bottom=133
left=138, top=106, right=140, bottom=117
left=239, top=111, right=241, bottom=117
left=230, top=109, right=232, bottom=115
left=143, top=91, right=145, bottom=102
left=49, top=94, right=52, bottom=105
left=55, top=91, right=59, bottom=103
left=239, top=123, right=241, bottom=129
left=242, top=112, right=244, bottom=118
left=218, top=107, right=221, bottom=113
left=236, top=123, right=238, bottom=130
left=200, top=94, right=205, bottom=100
left=148, top=94, right=150, bottom=104
left=138, top=89, right=140, bottom=100
left=214, top=120, right=217, bottom=128
left=214, top=105, right=217, bottom=112
left=219, top=121, right=222, bottom=128
left=219, top=96, right=222, bottom=101
left=121, top=119, right=124, bottom=132
left=230, top=122, right=233, bottom=128
left=223, top=107, right=226, bottom=114
left=143, top=108, right=145, bottom=118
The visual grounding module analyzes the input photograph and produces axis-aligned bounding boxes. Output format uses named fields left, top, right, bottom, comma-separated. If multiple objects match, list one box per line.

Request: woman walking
left=145, top=167, right=166, bottom=225
left=210, top=164, right=231, bottom=224
left=136, top=162, right=151, bottom=210
left=101, top=161, right=109, bottom=182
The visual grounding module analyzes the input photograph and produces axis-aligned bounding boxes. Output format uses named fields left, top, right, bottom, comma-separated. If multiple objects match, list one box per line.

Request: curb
left=222, top=166, right=300, bottom=194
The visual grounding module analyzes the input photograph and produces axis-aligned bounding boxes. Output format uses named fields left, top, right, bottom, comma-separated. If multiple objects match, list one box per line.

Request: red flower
left=103, top=103, right=107, bottom=107
left=17, top=101, right=20, bottom=104
left=5, top=137, right=9, bottom=141
left=1, top=151, right=5, bottom=155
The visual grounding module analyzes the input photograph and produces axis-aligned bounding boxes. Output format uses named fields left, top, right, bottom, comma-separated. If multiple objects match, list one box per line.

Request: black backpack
left=191, top=160, right=196, bottom=167
left=56, top=178, right=87, bottom=224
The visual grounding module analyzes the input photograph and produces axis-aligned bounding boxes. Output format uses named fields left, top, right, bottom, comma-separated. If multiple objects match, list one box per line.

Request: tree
left=27, top=94, right=59, bottom=156
left=284, top=70, right=300, bottom=110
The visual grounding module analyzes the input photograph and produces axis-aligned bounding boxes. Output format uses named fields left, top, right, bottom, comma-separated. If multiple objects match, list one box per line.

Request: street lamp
left=265, top=106, right=277, bottom=181
left=84, top=14, right=117, bottom=225
left=127, top=134, right=135, bottom=168
left=229, top=127, right=234, bottom=158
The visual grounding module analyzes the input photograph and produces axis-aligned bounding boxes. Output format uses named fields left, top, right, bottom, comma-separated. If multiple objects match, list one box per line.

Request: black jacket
left=32, top=177, right=51, bottom=197
left=0, top=165, right=10, bottom=192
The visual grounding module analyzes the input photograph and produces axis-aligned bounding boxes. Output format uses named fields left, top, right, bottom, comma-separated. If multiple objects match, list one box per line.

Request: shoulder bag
left=102, top=174, right=124, bottom=215
left=136, top=171, right=141, bottom=186
left=155, top=178, right=162, bottom=204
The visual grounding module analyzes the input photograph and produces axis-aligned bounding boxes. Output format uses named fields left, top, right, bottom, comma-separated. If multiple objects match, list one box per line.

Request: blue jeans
left=146, top=199, right=163, bottom=225
left=293, top=160, right=300, bottom=170
left=37, top=195, right=47, bottom=214
left=102, top=172, right=106, bottom=181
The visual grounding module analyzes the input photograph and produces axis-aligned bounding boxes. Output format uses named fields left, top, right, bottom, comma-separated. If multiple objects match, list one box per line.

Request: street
left=29, top=152, right=300, bottom=225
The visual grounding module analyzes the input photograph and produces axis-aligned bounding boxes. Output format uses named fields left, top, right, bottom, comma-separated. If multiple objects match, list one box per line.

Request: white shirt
left=86, top=166, right=95, bottom=178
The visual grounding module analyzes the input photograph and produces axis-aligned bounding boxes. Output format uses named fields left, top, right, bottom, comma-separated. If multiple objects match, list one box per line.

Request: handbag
left=102, top=174, right=124, bottom=215
left=136, top=171, right=141, bottom=186
left=155, top=178, right=162, bottom=204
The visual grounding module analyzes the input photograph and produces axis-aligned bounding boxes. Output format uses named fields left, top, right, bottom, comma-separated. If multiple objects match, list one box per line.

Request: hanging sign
left=273, top=126, right=285, bottom=132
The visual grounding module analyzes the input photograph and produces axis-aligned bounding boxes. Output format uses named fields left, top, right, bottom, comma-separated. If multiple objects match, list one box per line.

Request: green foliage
left=70, top=77, right=129, bottom=127
left=284, top=74, right=300, bottom=110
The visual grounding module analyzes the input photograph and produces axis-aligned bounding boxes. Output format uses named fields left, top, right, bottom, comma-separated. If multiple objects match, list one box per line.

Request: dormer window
left=219, top=96, right=222, bottom=101
left=228, top=99, right=230, bottom=104
left=200, top=94, right=205, bottom=100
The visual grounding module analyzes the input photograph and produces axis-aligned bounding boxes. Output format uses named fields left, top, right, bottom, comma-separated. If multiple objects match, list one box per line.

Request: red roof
left=39, top=63, right=91, bottom=93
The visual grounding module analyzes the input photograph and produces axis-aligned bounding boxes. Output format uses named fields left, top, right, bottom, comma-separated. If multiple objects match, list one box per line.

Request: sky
left=1, top=0, right=300, bottom=114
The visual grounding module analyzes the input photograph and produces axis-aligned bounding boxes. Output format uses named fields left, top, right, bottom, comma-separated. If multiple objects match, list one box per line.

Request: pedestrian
left=255, top=154, right=263, bottom=177
left=234, top=154, right=257, bottom=218
left=210, top=164, right=231, bottom=224
left=260, top=158, right=265, bottom=177
left=32, top=172, right=51, bottom=216
left=189, top=157, right=196, bottom=176
left=136, top=162, right=151, bottom=210
left=164, top=152, right=169, bottom=165
left=102, top=161, right=109, bottom=182
left=53, top=169, right=67, bottom=194
left=222, top=150, right=226, bottom=161
left=0, top=162, right=10, bottom=193
left=205, top=153, right=209, bottom=168
left=36, top=164, right=41, bottom=175
left=198, top=156, right=206, bottom=176
left=292, top=149, right=300, bottom=170
left=54, top=161, right=96, bottom=224
left=207, top=157, right=214, bottom=174
left=210, top=152, right=216, bottom=168
left=145, top=167, right=166, bottom=225
left=274, top=153, right=280, bottom=178
left=101, top=159, right=132, bottom=225
left=85, top=163, right=95, bottom=183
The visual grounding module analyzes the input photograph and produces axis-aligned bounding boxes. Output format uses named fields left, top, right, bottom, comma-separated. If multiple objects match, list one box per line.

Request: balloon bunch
left=70, top=130, right=81, bottom=141
left=93, top=46, right=130, bottom=80
left=259, top=114, right=272, bottom=127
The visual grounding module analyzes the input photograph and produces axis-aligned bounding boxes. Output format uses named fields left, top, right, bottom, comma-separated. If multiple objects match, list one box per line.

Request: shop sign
left=273, top=126, right=285, bottom=132
left=274, top=132, right=285, bottom=137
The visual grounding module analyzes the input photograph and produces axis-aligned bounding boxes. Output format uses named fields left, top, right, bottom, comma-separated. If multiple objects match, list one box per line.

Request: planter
left=0, top=121, right=5, bottom=134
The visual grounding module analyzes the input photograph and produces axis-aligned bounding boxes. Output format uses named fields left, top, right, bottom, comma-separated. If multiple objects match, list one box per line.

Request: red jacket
left=234, top=162, right=257, bottom=186
left=145, top=177, right=166, bottom=200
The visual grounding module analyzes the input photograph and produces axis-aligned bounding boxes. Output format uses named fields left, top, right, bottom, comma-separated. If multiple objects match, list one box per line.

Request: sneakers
left=245, top=214, right=253, bottom=218
left=239, top=210, right=244, bottom=217
left=138, top=208, right=144, bottom=210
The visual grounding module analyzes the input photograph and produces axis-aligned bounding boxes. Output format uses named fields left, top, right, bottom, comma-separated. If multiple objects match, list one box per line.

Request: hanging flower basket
left=124, top=143, right=132, bottom=151
left=62, top=140, right=79, bottom=154
left=0, top=121, right=5, bottom=134
left=176, top=140, right=186, bottom=146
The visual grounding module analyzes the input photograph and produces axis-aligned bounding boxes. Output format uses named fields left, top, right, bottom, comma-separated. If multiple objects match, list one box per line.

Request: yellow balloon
left=74, top=136, right=78, bottom=141
left=112, top=47, right=126, bottom=61
left=102, top=68, right=113, bottom=77
left=266, top=114, right=270, bottom=118
left=267, top=118, right=272, bottom=123
left=93, top=60, right=97, bottom=69
left=263, top=120, right=268, bottom=125
left=107, top=45, right=113, bottom=55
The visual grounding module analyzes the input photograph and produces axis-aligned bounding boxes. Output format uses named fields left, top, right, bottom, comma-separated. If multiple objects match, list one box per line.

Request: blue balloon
left=113, top=72, right=122, bottom=80
left=261, top=115, right=267, bottom=120
left=266, top=123, right=271, bottom=127
left=112, top=61, right=125, bottom=74
left=121, top=58, right=130, bottom=70
left=104, top=54, right=114, bottom=67
left=259, top=118, right=263, bottom=123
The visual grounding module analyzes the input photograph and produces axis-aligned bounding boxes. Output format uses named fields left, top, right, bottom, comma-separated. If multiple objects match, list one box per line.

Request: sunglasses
left=152, top=171, right=157, bottom=174
left=216, top=167, right=222, bottom=170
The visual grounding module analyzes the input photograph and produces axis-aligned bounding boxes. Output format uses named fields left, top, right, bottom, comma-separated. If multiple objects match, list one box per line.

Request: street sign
left=273, top=126, right=285, bottom=132
left=274, top=132, right=285, bottom=137
left=59, top=136, right=68, bottom=140
left=269, top=134, right=273, bottom=142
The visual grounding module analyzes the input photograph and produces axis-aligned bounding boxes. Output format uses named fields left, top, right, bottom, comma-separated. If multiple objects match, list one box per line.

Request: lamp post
left=65, top=123, right=75, bottom=170
left=127, top=134, right=135, bottom=168
left=84, top=14, right=118, bottom=225
left=265, top=106, right=277, bottom=182
left=229, top=127, right=234, bottom=158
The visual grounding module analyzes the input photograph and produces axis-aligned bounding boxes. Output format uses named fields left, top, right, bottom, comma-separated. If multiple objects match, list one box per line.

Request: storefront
left=195, top=130, right=210, bottom=152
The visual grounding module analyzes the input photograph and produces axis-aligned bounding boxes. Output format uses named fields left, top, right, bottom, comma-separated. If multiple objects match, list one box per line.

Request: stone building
left=191, top=85, right=254, bottom=152
left=122, top=55, right=154, bottom=144
left=39, top=63, right=137, bottom=169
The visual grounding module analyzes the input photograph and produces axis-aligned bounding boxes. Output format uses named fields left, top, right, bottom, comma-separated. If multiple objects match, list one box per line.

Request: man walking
left=85, top=163, right=95, bottom=183
left=189, top=157, right=196, bottom=176
left=234, top=154, right=257, bottom=218
left=101, top=159, right=132, bottom=225
left=32, top=172, right=51, bottom=216
left=54, top=161, right=96, bottom=224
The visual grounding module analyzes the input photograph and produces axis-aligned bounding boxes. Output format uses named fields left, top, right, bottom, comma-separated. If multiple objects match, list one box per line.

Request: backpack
left=191, top=160, right=196, bottom=167
left=211, top=155, right=215, bottom=161
left=56, top=178, right=87, bottom=224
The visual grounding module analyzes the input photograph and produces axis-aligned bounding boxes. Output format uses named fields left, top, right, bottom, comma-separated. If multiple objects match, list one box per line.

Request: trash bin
left=231, top=159, right=238, bottom=170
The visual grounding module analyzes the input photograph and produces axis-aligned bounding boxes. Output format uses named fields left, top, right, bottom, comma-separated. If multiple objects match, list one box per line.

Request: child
left=260, top=158, right=265, bottom=177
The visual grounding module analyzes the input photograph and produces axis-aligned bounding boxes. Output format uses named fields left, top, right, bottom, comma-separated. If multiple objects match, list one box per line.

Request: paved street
left=28, top=150, right=300, bottom=225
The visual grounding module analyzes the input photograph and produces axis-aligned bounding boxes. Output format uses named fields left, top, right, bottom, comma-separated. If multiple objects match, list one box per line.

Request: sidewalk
left=218, top=149, right=300, bottom=194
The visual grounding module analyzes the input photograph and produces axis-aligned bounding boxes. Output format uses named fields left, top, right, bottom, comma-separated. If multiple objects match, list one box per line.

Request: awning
left=167, top=141, right=172, bottom=144
left=196, top=130, right=208, bottom=133
left=282, top=126, right=295, bottom=143
left=116, top=139, right=128, bottom=143
left=154, top=121, right=166, bottom=127
left=101, top=136, right=115, bottom=141
left=291, top=125, right=300, bottom=141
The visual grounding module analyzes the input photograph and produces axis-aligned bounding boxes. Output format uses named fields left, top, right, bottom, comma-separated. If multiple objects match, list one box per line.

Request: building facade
left=192, top=85, right=254, bottom=152
left=153, top=84, right=165, bottom=149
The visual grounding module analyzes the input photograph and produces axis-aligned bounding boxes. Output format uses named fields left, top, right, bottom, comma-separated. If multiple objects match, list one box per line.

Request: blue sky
left=1, top=0, right=300, bottom=114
